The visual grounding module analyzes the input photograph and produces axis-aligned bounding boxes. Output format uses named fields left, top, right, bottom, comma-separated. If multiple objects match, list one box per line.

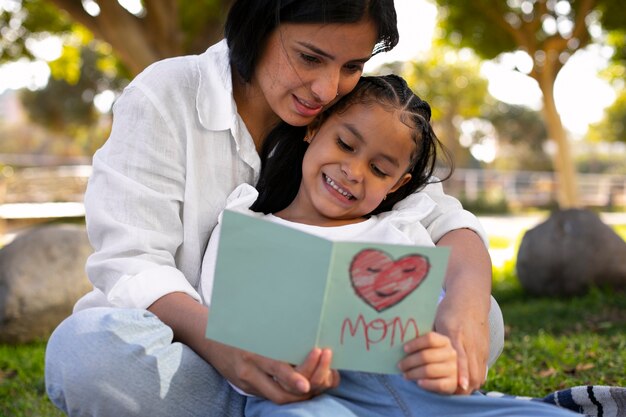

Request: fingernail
left=296, top=380, right=309, bottom=393
left=460, top=377, right=469, bottom=391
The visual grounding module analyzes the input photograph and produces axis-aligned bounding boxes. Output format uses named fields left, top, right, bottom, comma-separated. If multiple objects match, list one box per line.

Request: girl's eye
left=370, top=164, right=388, bottom=178
left=337, top=138, right=353, bottom=152
left=300, top=53, right=321, bottom=65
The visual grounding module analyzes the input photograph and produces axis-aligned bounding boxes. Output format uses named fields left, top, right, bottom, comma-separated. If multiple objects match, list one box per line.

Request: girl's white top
left=201, top=183, right=474, bottom=396
left=74, top=39, right=487, bottom=313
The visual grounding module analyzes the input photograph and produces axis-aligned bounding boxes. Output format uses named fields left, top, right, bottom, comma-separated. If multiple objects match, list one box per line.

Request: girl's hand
left=397, top=332, right=458, bottom=395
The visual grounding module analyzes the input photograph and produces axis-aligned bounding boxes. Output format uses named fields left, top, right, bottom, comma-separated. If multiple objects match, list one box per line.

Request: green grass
left=485, top=262, right=626, bottom=396
left=1, top=224, right=625, bottom=414
left=0, top=342, right=64, bottom=417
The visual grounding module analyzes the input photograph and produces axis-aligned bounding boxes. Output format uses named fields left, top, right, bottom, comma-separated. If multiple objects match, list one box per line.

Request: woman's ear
left=389, top=173, right=412, bottom=194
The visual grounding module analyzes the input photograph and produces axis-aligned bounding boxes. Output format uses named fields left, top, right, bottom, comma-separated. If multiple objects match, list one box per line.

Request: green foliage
left=435, top=1, right=517, bottom=60
left=19, top=43, right=126, bottom=134
left=401, top=49, right=490, bottom=121
left=0, top=0, right=73, bottom=64
left=587, top=90, right=626, bottom=143
left=434, top=0, right=626, bottom=62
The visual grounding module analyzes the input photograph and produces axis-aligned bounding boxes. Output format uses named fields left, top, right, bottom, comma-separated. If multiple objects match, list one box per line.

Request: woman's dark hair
left=250, top=74, right=453, bottom=215
left=225, top=0, right=399, bottom=81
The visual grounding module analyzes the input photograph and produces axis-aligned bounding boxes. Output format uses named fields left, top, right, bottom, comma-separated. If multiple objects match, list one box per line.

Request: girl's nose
left=342, top=159, right=365, bottom=182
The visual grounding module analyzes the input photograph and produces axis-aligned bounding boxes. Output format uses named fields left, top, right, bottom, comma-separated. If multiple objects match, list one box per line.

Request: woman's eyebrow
left=297, top=41, right=371, bottom=63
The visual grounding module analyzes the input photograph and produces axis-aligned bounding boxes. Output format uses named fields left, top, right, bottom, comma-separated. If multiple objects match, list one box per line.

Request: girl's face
left=252, top=20, right=378, bottom=127
left=291, top=103, right=414, bottom=225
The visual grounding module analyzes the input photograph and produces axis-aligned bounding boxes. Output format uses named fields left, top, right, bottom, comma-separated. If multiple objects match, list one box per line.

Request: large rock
left=0, top=224, right=93, bottom=343
left=517, top=209, right=626, bottom=296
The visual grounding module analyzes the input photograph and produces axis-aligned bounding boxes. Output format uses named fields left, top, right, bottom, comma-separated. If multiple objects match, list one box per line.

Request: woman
left=45, top=1, right=500, bottom=416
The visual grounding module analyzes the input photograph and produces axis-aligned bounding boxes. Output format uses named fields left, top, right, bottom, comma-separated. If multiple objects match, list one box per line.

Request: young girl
left=201, top=75, right=576, bottom=417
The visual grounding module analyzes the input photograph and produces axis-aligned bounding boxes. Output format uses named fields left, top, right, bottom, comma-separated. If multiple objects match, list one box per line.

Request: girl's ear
left=389, top=173, right=412, bottom=194
left=304, top=126, right=319, bottom=143
left=304, top=116, right=324, bottom=143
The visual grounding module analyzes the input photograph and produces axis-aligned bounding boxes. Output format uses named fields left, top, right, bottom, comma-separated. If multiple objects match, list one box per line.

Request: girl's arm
left=397, top=331, right=458, bottom=394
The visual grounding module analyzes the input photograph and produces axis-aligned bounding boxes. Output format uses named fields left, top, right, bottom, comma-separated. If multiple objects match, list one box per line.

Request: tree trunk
left=536, top=66, right=580, bottom=208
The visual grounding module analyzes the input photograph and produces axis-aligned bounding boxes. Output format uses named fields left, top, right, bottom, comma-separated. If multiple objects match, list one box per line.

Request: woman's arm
left=413, top=181, right=494, bottom=394
left=86, top=80, right=337, bottom=403
left=148, top=292, right=338, bottom=404
left=435, top=228, right=492, bottom=394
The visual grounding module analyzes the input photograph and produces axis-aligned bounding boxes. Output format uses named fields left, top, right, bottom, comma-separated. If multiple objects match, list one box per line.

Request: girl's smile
left=323, top=173, right=356, bottom=202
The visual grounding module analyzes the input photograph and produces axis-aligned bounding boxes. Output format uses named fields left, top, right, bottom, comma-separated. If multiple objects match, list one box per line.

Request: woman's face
left=252, top=19, right=378, bottom=127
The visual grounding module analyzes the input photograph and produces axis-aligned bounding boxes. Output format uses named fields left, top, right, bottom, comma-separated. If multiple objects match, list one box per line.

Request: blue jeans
left=45, top=297, right=504, bottom=417
left=245, top=372, right=579, bottom=417
left=45, top=307, right=245, bottom=417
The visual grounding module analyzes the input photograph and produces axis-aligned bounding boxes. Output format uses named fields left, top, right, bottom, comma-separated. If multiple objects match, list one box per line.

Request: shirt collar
left=196, top=39, right=238, bottom=132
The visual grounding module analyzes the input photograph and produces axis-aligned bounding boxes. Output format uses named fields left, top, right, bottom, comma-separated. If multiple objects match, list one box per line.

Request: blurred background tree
left=0, top=0, right=233, bottom=158
left=1, top=0, right=234, bottom=76
left=403, top=47, right=489, bottom=169
left=433, top=0, right=625, bottom=208
left=0, top=0, right=623, bottom=190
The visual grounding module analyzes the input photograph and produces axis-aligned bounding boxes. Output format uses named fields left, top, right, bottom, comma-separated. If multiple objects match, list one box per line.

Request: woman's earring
left=336, top=91, right=340, bottom=97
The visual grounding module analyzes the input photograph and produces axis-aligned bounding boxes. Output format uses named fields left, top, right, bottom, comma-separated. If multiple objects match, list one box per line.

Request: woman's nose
left=311, top=69, right=340, bottom=104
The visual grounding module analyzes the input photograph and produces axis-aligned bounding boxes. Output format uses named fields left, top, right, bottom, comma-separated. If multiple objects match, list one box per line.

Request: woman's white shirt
left=75, top=40, right=487, bottom=312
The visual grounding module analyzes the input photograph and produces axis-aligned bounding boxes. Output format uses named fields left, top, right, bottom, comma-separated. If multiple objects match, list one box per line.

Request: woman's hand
left=295, top=348, right=340, bottom=395
left=397, top=332, right=458, bottom=395
left=207, top=342, right=339, bottom=404
left=435, top=295, right=489, bottom=394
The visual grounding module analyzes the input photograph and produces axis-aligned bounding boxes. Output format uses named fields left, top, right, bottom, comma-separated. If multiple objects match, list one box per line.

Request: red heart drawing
left=349, top=249, right=430, bottom=312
